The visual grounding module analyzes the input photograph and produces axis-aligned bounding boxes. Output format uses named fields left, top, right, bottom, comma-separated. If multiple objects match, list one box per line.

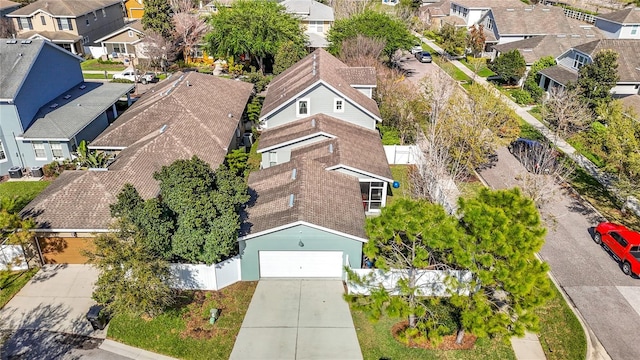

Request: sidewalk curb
left=99, top=339, right=178, bottom=360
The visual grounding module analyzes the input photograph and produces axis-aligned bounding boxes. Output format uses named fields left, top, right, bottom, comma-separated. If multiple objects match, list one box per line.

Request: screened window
left=360, top=182, right=385, bottom=212
left=297, top=99, right=309, bottom=116
left=51, top=142, right=63, bottom=158
left=269, top=152, right=277, bottom=167
left=632, top=25, right=638, bottom=35
left=33, top=142, right=46, bottom=160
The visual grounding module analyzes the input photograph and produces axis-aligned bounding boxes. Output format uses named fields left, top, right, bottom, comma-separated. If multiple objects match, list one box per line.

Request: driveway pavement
left=480, top=147, right=640, bottom=360
left=230, top=279, right=362, bottom=360
left=397, top=53, right=438, bottom=86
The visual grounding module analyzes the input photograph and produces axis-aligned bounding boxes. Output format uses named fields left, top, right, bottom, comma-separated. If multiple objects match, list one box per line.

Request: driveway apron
left=230, top=279, right=362, bottom=360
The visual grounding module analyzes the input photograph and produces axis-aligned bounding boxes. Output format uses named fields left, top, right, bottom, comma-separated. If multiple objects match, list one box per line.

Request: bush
left=43, top=160, right=76, bottom=178
left=511, top=89, right=533, bottom=105
left=379, top=125, right=401, bottom=145
left=243, top=69, right=273, bottom=93
left=97, top=58, right=123, bottom=65
left=111, top=78, right=134, bottom=84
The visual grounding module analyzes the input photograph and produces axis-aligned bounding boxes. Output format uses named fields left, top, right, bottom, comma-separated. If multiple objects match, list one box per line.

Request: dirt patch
left=181, top=291, right=227, bottom=340
left=391, top=321, right=477, bottom=350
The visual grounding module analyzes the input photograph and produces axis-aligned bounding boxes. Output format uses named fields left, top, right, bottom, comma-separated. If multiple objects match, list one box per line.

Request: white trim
left=325, top=164, right=393, bottom=183
left=296, top=98, right=310, bottom=117
left=238, top=221, right=368, bottom=243
left=257, top=132, right=335, bottom=153
left=333, top=97, right=344, bottom=113
left=259, top=79, right=382, bottom=122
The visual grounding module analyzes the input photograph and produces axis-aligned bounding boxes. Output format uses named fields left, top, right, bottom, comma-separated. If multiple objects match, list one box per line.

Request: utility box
left=31, top=166, right=43, bottom=177
left=8, top=166, right=22, bottom=179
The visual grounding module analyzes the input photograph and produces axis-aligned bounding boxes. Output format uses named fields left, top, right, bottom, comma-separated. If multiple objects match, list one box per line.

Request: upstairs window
left=334, top=98, right=344, bottom=112
left=631, top=25, right=638, bottom=35
left=308, top=21, right=324, bottom=33
left=17, top=18, right=33, bottom=30
left=40, top=16, right=46, bottom=26
left=296, top=99, right=309, bottom=117
left=57, top=18, right=73, bottom=31
left=572, top=53, right=587, bottom=69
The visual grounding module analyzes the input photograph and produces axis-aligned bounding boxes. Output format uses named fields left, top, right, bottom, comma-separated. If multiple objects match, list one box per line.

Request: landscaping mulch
left=391, top=321, right=477, bottom=351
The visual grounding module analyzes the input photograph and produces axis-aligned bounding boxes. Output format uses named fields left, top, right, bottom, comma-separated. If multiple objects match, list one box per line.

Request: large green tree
left=142, top=0, right=174, bottom=39
left=451, top=188, right=553, bottom=342
left=347, top=199, right=466, bottom=341
left=327, top=10, right=414, bottom=59
left=204, top=0, right=306, bottom=74
left=574, top=49, right=619, bottom=109
left=438, top=23, right=467, bottom=57
left=489, top=50, right=526, bottom=85
left=523, top=56, right=555, bottom=102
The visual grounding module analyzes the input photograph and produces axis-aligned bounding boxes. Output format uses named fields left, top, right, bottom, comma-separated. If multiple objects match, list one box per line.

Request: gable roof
left=596, top=7, right=640, bottom=25
left=572, top=39, right=640, bottom=83
left=450, top=0, right=523, bottom=9
left=258, top=114, right=392, bottom=181
left=243, top=157, right=366, bottom=240
left=17, top=30, right=82, bottom=42
left=22, top=72, right=254, bottom=231
left=260, top=48, right=380, bottom=121
left=282, top=0, right=334, bottom=21
left=538, top=65, right=579, bottom=86
left=0, top=39, right=82, bottom=101
left=95, top=19, right=145, bottom=43
left=419, top=0, right=450, bottom=17
left=7, top=0, right=121, bottom=17
left=488, top=5, right=573, bottom=36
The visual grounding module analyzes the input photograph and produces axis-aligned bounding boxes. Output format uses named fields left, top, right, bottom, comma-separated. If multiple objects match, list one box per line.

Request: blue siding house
left=0, top=39, right=133, bottom=176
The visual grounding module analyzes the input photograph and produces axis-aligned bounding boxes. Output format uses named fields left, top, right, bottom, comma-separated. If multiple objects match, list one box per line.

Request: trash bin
left=86, top=305, right=109, bottom=330
left=8, top=166, right=22, bottom=179
left=31, top=166, right=43, bottom=177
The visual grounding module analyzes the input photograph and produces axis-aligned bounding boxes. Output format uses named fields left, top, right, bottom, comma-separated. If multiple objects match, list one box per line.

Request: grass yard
left=535, top=283, right=586, bottom=360
left=0, top=181, right=50, bottom=213
left=460, top=58, right=495, bottom=78
left=388, top=165, right=413, bottom=204
left=519, top=119, right=546, bottom=141
left=0, top=268, right=38, bottom=309
left=80, top=59, right=127, bottom=71
left=437, top=61, right=473, bottom=83
left=351, top=307, right=516, bottom=360
left=107, top=281, right=257, bottom=360
left=83, top=73, right=112, bottom=80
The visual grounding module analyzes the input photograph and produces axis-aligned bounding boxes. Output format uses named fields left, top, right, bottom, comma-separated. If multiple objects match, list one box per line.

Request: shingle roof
left=0, top=0, right=20, bottom=11
left=450, top=0, right=523, bottom=9
left=0, top=39, right=43, bottom=100
left=306, top=31, right=329, bottom=48
left=23, top=82, right=134, bottom=139
left=596, top=7, right=640, bottom=25
left=244, top=157, right=366, bottom=239
left=16, top=30, right=82, bottom=42
left=620, top=94, right=640, bottom=120
left=573, top=39, right=640, bottom=83
left=260, top=48, right=380, bottom=121
left=258, top=114, right=392, bottom=181
left=95, top=19, right=145, bottom=43
left=8, top=0, right=121, bottom=17
left=336, top=67, right=376, bottom=86
left=419, top=0, right=450, bottom=17
left=22, top=72, right=254, bottom=230
left=282, top=0, right=334, bottom=21
left=490, top=6, right=573, bottom=36
left=538, top=65, right=579, bottom=86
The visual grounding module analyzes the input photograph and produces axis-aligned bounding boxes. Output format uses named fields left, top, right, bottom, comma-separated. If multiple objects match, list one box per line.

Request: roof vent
left=311, top=118, right=316, bottom=127
left=506, top=8, right=514, bottom=11
left=20, top=40, right=32, bottom=44
left=571, top=34, right=580, bottom=38
left=186, top=80, right=191, bottom=87
left=49, top=103, right=59, bottom=109
left=6, top=40, right=17, bottom=44
left=228, top=113, right=233, bottom=118
left=586, top=34, right=595, bottom=37
left=542, top=8, right=550, bottom=11
left=79, top=85, right=86, bottom=90
left=523, top=49, right=533, bottom=52
left=288, top=194, right=295, bottom=207
left=524, top=8, right=532, bottom=11
left=160, top=124, right=167, bottom=133
left=291, top=168, right=297, bottom=180
left=557, top=34, right=566, bottom=38
left=63, top=94, right=71, bottom=100
left=329, top=143, right=333, bottom=153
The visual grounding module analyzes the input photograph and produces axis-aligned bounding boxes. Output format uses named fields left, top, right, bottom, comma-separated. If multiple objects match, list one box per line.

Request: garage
left=259, top=251, right=343, bottom=278
left=37, top=237, right=94, bottom=264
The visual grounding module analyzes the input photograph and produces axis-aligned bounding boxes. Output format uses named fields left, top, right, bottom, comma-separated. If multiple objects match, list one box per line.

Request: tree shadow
left=561, top=185, right=607, bottom=224
left=28, top=264, right=69, bottom=284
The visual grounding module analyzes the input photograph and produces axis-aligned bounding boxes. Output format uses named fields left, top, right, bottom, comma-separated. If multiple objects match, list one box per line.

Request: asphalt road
left=479, top=147, right=640, bottom=360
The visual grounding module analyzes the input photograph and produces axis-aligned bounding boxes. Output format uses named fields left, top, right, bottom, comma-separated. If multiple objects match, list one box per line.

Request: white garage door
left=259, top=251, right=344, bottom=278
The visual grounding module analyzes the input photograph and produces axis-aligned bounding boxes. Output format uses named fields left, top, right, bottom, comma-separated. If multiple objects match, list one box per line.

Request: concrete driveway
left=230, top=279, right=362, bottom=360
left=0, top=264, right=102, bottom=338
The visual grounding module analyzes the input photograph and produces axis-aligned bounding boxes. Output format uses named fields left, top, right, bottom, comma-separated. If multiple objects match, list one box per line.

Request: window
left=102, top=9, right=106, bottom=17
left=191, top=47, right=204, bottom=58
left=0, top=140, right=6, bottom=162
left=40, top=16, right=46, bottom=26
left=18, top=18, right=33, bottom=30
left=361, top=182, right=385, bottom=212
left=611, top=232, right=628, bottom=248
left=113, top=43, right=124, bottom=53
left=632, top=25, right=638, bottom=35
left=127, top=30, right=133, bottom=37
left=269, top=152, right=277, bottom=167
left=296, top=98, right=309, bottom=116
left=93, top=11, right=97, bottom=21
left=57, top=18, right=73, bottom=31
left=50, top=142, right=63, bottom=158
left=33, top=142, right=46, bottom=160
left=308, top=21, right=324, bottom=33
left=572, top=53, right=587, bottom=69
left=82, top=36, right=89, bottom=45
left=86, top=17, right=90, bottom=26
left=334, top=98, right=344, bottom=112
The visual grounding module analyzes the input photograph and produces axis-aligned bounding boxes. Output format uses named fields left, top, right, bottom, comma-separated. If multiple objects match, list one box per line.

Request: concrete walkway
left=99, top=339, right=178, bottom=360
left=230, top=279, right=362, bottom=360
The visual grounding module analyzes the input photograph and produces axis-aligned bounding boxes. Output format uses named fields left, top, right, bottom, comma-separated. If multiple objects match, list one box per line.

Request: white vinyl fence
left=170, top=255, right=241, bottom=291
left=346, top=268, right=473, bottom=296
left=0, top=241, right=28, bottom=271
left=384, top=145, right=420, bottom=165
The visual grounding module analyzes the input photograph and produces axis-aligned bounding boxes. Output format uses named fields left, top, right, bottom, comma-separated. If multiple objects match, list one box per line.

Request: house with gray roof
left=0, top=38, right=132, bottom=177
left=448, top=0, right=524, bottom=27
left=595, top=7, right=640, bottom=39
left=538, top=39, right=640, bottom=96
left=282, top=0, right=334, bottom=48
left=7, top=0, right=125, bottom=56
left=94, top=19, right=146, bottom=60
left=21, top=71, right=254, bottom=264
left=259, top=48, right=380, bottom=130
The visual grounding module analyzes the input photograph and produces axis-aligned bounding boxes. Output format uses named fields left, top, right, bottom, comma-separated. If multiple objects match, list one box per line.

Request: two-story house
left=7, top=0, right=125, bottom=56
left=0, top=39, right=133, bottom=177
left=538, top=39, right=640, bottom=96
left=94, top=19, right=146, bottom=61
left=594, top=7, right=640, bottom=39
left=282, top=0, right=334, bottom=49
left=448, top=0, right=523, bottom=27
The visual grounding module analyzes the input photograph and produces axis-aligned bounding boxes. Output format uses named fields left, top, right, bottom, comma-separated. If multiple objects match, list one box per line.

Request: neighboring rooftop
left=0, top=0, right=20, bottom=11
left=95, top=19, right=145, bottom=43
left=244, top=157, right=366, bottom=239
left=596, top=7, right=640, bottom=25
left=573, top=39, right=640, bottom=83
left=488, top=5, right=575, bottom=36
left=450, top=0, right=524, bottom=9
left=620, top=94, right=640, bottom=120
left=260, top=48, right=380, bottom=120
left=282, top=0, right=334, bottom=21
left=7, top=0, right=121, bottom=17
left=538, top=65, right=579, bottom=86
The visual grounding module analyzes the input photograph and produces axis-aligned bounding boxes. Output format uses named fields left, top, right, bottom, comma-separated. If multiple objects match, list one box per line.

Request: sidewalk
left=99, top=339, right=178, bottom=360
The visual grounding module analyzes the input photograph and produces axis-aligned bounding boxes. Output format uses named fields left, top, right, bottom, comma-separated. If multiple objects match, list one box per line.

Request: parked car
left=594, top=222, right=640, bottom=277
left=415, top=51, right=432, bottom=63
left=410, top=44, right=423, bottom=54
left=112, top=68, right=157, bottom=84
left=508, top=138, right=556, bottom=174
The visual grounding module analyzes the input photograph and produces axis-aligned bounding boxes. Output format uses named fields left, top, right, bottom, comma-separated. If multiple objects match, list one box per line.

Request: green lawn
left=460, top=58, right=495, bottom=78
left=107, top=281, right=257, bottom=360
left=388, top=165, right=412, bottom=205
left=83, top=72, right=112, bottom=80
left=437, top=61, right=473, bottom=83
left=519, top=119, right=546, bottom=141
left=351, top=306, right=516, bottom=360
left=0, top=268, right=38, bottom=309
left=0, top=181, right=50, bottom=213
left=80, top=59, right=127, bottom=71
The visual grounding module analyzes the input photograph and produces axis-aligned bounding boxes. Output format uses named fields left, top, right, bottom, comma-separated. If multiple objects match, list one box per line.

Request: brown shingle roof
left=573, top=39, right=640, bottom=83
left=258, top=114, right=392, bottom=181
left=244, top=157, right=366, bottom=239
left=490, top=6, right=572, bottom=36
left=620, top=95, right=640, bottom=120
left=17, top=30, right=81, bottom=42
left=22, top=72, right=254, bottom=231
left=538, top=65, right=579, bottom=86
left=8, top=0, right=121, bottom=17
left=260, top=48, right=380, bottom=120
left=336, top=67, right=376, bottom=86
left=596, top=7, right=640, bottom=25
left=0, top=0, right=20, bottom=11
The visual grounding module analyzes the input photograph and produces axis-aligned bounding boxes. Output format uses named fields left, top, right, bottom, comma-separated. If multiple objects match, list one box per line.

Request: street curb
left=99, top=339, right=178, bottom=360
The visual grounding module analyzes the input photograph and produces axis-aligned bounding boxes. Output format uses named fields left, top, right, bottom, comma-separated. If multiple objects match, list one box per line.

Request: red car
left=594, top=222, right=640, bottom=277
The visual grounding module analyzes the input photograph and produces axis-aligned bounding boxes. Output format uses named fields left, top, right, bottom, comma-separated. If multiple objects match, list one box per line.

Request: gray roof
left=0, top=39, right=81, bottom=101
left=260, top=48, right=380, bottom=121
left=620, top=94, right=640, bottom=120
left=244, top=157, right=366, bottom=240
left=596, top=7, right=640, bottom=25
left=95, top=19, right=145, bottom=43
left=306, top=31, right=328, bottom=48
left=282, top=0, right=334, bottom=21
left=419, top=0, right=450, bottom=17
left=8, top=0, right=121, bottom=17
left=489, top=5, right=573, bottom=36
left=0, top=0, right=20, bottom=11
left=573, top=39, right=640, bottom=83
left=23, top=82, right=134, bottom=139
left=538, top=65, right=578, bottom=86
left=17, top=30, right=82, bottom=42
left=450, top=0, right=523, bottom=9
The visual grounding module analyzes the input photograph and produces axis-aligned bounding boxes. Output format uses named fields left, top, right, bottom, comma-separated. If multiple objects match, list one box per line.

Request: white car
left=410, top=44, right=423, bottom=54
left=112, top=68, right=157, bottom=84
